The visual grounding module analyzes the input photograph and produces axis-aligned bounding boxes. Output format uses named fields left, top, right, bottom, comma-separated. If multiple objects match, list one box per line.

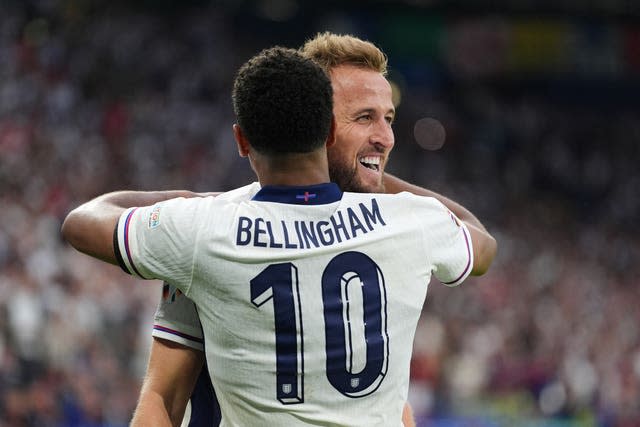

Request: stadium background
left=1, top=0, right=639, bottom=425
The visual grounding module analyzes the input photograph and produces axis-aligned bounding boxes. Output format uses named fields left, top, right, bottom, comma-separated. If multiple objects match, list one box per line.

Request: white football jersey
left=152, top=182, right=261, bottom=350
left=115, top=183, right=473, bottom=427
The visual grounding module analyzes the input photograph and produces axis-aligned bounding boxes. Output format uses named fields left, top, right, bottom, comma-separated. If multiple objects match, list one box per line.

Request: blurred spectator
left=0, top=2, right=638, bottom=426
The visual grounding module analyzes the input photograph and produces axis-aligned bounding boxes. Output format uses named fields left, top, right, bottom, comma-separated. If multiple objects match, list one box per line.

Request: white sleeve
left=115, top=198, right=200, bottom=294
left=152, top=282, right=204, bottom=351
left=419, top=199, right=474, bottom=287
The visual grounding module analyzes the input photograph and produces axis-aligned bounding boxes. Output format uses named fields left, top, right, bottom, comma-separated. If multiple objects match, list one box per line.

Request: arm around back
left=385, top=174, right=496, bottom=275
left=61, top=190, right=213, bottom=264
left=384, top=174, right=487, bottom=231
left=61, top=192, right=124, bottom=265
left=466, top=222, right=497, bottom=276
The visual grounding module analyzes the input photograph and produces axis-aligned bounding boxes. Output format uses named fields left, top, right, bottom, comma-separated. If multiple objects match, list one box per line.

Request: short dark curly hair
left=232, top=47, right=333, bottom=155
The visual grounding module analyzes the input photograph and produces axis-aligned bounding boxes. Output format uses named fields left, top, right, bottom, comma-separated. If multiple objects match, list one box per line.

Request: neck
left=253, top=150, right=331, bottom=187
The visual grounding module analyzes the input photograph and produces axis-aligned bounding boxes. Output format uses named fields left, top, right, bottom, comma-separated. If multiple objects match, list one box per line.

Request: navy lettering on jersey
left=254, top=218, right=268, bottom=247
left=300, top=221, right=319, bottom=248
left=294, top=221, right=305, bottom=248
left=237, top=217, right=252, bottom=245
left=266, top=221, right=283, bottom=248
left=317, top=221, right=334, bottom=245
left=282, top=221, right=297, bottom=249
left=235, top=198, right=386, bottom=249
left=347, top=207, right=367, bottom=237
left=330, top=210, right=349, bottom=243
left=360, top=199, right=386, bottom=229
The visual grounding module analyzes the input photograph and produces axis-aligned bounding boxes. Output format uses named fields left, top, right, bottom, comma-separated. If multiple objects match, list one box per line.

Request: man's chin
left=348, top=179, right=385, bottom=194
left=355, top=166, right=386, bottom=193
left=329, top=166, right=384, bottom=193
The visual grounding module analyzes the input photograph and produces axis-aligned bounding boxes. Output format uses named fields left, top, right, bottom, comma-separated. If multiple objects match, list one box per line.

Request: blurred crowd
left=0, top=2, right=638, bottom=426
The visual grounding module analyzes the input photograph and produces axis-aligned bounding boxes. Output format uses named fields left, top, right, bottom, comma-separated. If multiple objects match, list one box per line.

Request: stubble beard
left=329, top=158, right=385, bottom=194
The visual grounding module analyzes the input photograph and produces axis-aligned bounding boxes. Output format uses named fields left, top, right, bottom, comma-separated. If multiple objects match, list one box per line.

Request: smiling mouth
left=359, top=155, right=380, bottom=172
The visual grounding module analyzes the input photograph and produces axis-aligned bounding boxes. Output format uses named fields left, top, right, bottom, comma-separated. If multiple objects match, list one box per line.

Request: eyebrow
left=353, top=108, right=396, bottom=118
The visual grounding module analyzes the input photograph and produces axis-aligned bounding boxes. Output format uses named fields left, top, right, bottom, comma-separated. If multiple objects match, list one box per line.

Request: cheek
left=327, top=146, right=345, bottom=168
left=332, top=133, right=360, bottom=161
left=328, top=148, right=358, bottom=179
left=329, top=140, right=354, bottom=163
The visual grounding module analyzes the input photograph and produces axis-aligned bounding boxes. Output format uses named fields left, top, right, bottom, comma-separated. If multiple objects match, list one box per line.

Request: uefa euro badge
left=351, top=378, right=360, bottom=388
left=282, top=384, right=292, bottom=394
left=148, top=205, right=161, bottom=229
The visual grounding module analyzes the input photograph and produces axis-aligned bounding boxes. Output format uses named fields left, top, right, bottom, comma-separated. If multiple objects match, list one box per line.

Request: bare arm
left=384, top=174, right=497, bottom=275
left=385, top=174, right=485, bottom=231
left=402, top=401, right=416, bottom=427
left=61, top=191, right=219, bottom=264
left=132, top=341, right=413, bottom=427
left=131, top=338, right=204, bottom=427
left=63, top=191, right=218, bottom=425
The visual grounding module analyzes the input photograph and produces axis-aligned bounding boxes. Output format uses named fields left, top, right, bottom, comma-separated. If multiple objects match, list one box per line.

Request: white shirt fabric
left=115, top=183, right=473, bottom=427
left=152, top=182, right=261, bottom=350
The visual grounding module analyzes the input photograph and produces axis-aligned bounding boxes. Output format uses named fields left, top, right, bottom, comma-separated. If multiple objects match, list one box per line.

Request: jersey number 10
left=250, top=251, right=389, bottom=405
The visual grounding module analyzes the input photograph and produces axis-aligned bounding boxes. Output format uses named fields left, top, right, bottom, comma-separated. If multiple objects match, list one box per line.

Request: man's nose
left=371, top=119, right=395, bottom=150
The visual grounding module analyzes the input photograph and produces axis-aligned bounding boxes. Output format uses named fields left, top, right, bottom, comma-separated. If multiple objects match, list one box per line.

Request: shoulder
left=344, top=191, right=444, bottom=210
left=216, top=182, right=261, bottom=202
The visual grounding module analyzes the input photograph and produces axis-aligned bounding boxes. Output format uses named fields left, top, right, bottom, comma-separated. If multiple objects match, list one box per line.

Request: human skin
left=327, top=64, right=396, bottom=194
left=130, top=65, right=419, bottom=427
left=128, top=64, right=493, bottom=427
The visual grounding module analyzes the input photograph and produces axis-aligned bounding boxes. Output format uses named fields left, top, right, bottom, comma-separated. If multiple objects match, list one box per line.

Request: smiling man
left=327, top=63, right=395, bottom=193
left=63, top=45, right=496, bottom=426
left=129, top=33, right=494, bottom=427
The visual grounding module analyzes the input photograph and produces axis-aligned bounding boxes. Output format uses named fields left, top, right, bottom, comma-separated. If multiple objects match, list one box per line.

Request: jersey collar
left=251, top=183, right=342, bottom=205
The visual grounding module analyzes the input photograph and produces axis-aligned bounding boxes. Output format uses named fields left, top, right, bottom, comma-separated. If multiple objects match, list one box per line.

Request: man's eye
left=357, top=115, right=371, bottom=122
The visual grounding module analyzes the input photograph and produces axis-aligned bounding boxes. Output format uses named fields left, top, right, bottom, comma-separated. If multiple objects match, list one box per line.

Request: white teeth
left=359, top=156, right=381, bottom=172
left=359, top=156, right=380, bottom=165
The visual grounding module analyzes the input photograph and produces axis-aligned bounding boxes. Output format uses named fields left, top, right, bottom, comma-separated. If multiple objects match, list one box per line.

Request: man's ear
left=233, top=124, right=250, bottom=157
left=325, top=116, right=336, bottom=149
